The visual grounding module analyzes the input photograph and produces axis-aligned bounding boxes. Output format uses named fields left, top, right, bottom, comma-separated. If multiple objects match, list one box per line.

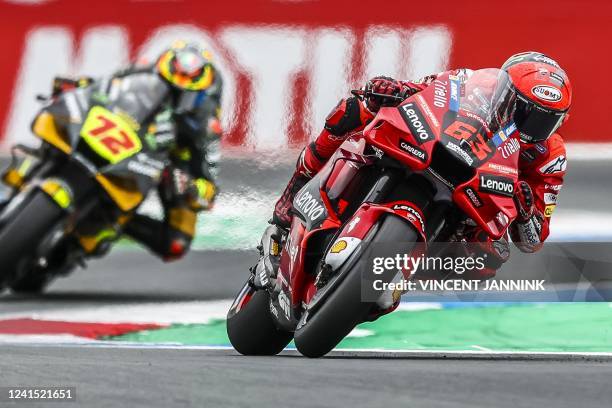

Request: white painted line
left=0, top=334, right=94, bottom=344
left=0, top=300, right=233, bottom=325
left=347, top=328, right=374, bottom=338
left=3, top=342, right=611, bottom=360
left=397, top=302, right=443, bottom=311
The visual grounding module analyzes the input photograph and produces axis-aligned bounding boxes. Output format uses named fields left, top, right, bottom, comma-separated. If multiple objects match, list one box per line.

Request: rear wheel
left=294, top=215, right=418, bottom=358
left=0, top=190, right=63, bottom=290
left=226, top=283, right=293, bottom=355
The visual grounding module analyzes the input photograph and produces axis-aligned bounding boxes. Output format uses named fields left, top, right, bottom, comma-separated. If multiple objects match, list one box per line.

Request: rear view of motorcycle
left=0, top=73, right=173, bottom=293
left=227, top=68, right=521, bottom=357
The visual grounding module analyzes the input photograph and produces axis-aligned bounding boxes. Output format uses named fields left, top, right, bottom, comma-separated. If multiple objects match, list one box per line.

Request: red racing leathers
left=273, top=70, right=567, bottom=277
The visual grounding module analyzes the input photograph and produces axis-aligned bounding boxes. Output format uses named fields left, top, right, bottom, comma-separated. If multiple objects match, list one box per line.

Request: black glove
left=513, top=181, right=535, bottom=221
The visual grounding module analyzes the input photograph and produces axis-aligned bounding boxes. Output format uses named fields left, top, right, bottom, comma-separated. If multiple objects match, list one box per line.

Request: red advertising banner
left=0, top=0, right=606, bottom=150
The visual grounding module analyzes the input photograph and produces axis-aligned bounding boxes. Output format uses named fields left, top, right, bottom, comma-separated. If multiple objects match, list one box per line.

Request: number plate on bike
left=81, top=106, right=142, bottom=164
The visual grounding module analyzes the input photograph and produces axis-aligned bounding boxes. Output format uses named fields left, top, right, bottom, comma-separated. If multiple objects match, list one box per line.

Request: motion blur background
left=0, top=0, right=610, bottom=348
left=0, top=0, right=608, bottom=149
left=2, top=0, right=610, bottom=249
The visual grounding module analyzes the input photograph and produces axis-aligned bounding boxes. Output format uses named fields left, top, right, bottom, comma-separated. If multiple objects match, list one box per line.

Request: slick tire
left=294, top=215, right=418, bottom=358
left=227, top=287, right=293, bottom=356
left=9, top=272, right=50, bottom=294
left=0, top=190, right=63, bottom=289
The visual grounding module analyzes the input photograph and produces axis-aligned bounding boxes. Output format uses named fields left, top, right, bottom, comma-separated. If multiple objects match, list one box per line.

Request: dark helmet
left=502, top=51, right=572, bottom=143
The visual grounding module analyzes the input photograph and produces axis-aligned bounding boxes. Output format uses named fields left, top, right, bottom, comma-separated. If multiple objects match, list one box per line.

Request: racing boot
left=252, top=223, right=286, bottom=290
left=272, top=147, right=323, bottom=228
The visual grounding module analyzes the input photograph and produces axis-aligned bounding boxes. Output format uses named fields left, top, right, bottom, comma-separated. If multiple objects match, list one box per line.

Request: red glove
left=365, top=76, right=407, bottom=112
left=513, top=181, right=534, bottom=221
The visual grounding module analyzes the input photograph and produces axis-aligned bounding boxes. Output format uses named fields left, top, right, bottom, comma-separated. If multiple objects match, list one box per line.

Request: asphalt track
left=0, top=158, right=611, bottom=407
left=0, top=345, right=610, bottom=408
left=0, top=250, right=256, bottom=314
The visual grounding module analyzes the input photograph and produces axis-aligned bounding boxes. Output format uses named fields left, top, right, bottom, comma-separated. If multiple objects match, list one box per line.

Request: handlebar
left=351, top=89, right=405, bottom=102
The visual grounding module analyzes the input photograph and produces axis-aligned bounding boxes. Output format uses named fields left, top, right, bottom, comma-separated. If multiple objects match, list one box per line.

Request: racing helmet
left=156, top=41, right=215, bottom=92
left=502, top=51, right=572, bottom=143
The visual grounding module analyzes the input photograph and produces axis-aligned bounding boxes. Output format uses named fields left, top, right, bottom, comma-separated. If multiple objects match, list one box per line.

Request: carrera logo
left=399, top=102, right=435, bottom=144
left=531, top=85, right=562, bottom=102
left=479, top=174, right=515, bottom=197
left=539, top=155, right=567, bottom=174
left=294, top=190, right=325, bottom=222
left=464, top=187, right=483, bottom=208
left=398, top=139, right=427, bottom=162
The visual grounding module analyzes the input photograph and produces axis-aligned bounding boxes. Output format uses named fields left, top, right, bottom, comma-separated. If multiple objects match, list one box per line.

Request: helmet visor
left=514, top=94, right=566, bottom=143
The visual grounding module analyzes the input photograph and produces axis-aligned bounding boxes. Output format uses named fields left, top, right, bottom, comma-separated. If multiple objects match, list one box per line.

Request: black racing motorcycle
left=0, top=73, right=175, bottom=293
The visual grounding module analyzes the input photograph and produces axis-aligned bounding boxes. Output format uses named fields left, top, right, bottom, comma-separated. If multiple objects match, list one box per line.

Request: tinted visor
left=514, top=94, right=566, bottom=143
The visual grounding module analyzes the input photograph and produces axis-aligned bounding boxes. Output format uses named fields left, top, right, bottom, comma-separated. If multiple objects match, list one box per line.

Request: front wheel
left=0, top=190, right=64, bottom=289
left=226, top=282, right=293, bottom=355
left=9, top=272, right=50, bottom=294
left=294, top=215, right=419, bottom=358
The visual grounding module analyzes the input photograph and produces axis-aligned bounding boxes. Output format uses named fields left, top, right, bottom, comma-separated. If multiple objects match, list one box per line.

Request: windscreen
left=456, top=68, right=516, bottom=134
left=102, top=72, right=171, bottom=125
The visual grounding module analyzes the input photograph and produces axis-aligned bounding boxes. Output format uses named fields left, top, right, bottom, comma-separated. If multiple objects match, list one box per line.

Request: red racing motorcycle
left=227, top=68, right=520, bottom=357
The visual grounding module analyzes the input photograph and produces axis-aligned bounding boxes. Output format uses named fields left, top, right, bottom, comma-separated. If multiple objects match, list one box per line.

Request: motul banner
left=0, top=0, right=606, bottom=151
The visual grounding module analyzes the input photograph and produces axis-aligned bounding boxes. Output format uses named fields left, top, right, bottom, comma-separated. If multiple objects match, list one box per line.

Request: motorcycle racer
left=272, top=51, right=572, bottom=279
left=122, top=42, right=223, bottom=260
left=2, top=41, right=223, bottom=261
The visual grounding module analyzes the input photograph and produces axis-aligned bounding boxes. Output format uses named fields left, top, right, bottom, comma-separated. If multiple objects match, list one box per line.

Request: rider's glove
left=189, top=178, right=217, bottom=211
left=365, top=76, right=409, bottom=112
left=513, top=181, right=534, bottom=221
left=164, top=168, right=217, bottom=211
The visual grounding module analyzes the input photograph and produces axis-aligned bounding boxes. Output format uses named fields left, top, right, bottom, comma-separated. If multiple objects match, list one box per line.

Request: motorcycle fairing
left=363, top=69, right=519, bottom=239
left=30, top=73, right=172, bottom=213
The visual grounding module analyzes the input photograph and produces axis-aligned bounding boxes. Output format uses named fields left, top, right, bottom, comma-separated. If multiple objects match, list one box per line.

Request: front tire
left=294, top=215, right=418, bottom=358
left=226, top=284, right=293, bottom=355
left=9, top=272, right=50, bottom=294
left=0, top=190, right=63, bottom=290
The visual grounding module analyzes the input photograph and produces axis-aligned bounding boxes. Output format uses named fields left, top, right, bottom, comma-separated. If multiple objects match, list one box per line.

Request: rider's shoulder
left=519, top=132, right=567, bottom=170
left=542, top=132, right=566, bottom=158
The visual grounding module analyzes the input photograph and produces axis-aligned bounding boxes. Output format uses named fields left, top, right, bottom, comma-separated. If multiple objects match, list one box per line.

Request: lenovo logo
left=478, top=174, right=514, bottom=197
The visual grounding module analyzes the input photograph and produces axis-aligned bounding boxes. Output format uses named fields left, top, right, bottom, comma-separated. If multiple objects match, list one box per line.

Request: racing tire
left=294, top=215, right=418, bottom=358
left=226, top=286, right=293, bottom=356
left=9, top=272, right=50, bottom=294
left=0, top=190, right=63, bottom=290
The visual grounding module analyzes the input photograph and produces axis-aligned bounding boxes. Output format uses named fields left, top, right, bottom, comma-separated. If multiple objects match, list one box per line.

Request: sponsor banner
left=399, top=102, right=435, bottom=144
left=478, top=173, right=515, bottom=197
left=0, top=0, right=607, bottom=152
left=398, top=138, right=428, bottom=162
